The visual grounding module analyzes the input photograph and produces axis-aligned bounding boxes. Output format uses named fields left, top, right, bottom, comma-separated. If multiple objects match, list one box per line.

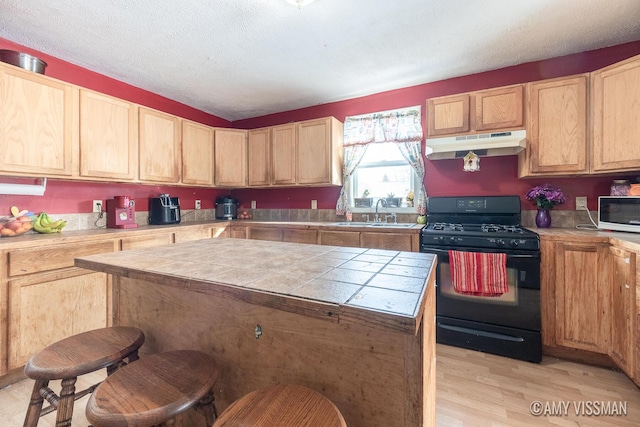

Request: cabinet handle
left=625, top=284, right=630, bottom=289
left=625, top=257, right=630, bottom=264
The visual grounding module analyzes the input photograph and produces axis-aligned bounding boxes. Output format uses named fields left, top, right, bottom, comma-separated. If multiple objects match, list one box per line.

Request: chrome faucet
left=384, top=213, right=398, bottom=224
left=375, top=198, right=387, bottom=222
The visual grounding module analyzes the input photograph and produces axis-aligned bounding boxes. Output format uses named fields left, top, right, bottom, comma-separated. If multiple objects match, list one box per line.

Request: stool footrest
left=38, top=381, right=102, bottom=417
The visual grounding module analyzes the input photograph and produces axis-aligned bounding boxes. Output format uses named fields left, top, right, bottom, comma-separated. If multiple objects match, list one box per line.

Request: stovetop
left=420, top=195, right=539, bottom=252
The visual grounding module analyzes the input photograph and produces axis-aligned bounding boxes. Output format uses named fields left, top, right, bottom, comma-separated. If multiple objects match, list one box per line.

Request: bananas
left=33, top=212, right=67, bottom=234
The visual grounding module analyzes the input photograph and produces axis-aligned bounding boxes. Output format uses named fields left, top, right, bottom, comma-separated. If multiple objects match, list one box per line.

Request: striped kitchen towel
left=448, top=250, right=508, bottom=297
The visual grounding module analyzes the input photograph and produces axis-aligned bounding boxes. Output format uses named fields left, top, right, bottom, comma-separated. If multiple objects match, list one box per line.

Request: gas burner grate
left=481, top=224, right=525, bottom=233
left=432, top=222, right=464, bottom=231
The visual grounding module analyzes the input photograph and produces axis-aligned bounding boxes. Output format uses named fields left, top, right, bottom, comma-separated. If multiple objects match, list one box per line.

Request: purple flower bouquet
left=525, top=184, right=566, bottom=210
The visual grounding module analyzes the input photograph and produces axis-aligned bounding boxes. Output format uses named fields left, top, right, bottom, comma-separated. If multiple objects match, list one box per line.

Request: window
left=351, top=143, right=420, bottom=210
left=336, top=106, right=427, bottom=215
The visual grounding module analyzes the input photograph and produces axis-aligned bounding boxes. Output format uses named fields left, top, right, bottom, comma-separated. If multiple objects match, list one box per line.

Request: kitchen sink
left=367, top=223, right=415, bottom=228
left=332, top=222, right=415, bottom=228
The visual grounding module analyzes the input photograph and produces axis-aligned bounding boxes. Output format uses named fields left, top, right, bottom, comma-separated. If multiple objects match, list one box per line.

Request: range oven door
left=422, top=245, right=541, bottom=362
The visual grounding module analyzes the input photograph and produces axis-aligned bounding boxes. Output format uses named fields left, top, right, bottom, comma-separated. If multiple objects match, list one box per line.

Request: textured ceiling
left=1, top=0, right=639, bottom=121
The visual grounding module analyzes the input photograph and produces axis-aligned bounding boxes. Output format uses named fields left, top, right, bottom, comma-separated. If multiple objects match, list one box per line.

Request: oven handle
left=421, top=247, right=539, bottom=259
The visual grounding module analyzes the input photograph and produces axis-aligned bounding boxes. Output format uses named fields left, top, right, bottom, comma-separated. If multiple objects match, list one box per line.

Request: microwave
left=598, top=196, right=640, bottom=233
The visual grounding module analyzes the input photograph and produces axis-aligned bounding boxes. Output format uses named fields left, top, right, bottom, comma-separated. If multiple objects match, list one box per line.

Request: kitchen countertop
left=76, top=238, right=436, bottom=333
left=533, top=227, right=640, bottom=250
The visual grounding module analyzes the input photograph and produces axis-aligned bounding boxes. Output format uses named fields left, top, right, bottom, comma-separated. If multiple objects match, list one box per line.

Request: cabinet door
left=283, top=229, right=318, bottom=244
left=272, top=123, right=296, bottom=185
left=360, top=232, right=412, bottom=251
left=591, top=54, right=640, bottom=172
left=297, top=118, right=340, bottom=185
left=474, top=85, right=523, bottom=131
left=182, top=120, right=214, bottom=186
left=247, top=227, right=283, bottom=242
left=426, top=94, right=470, bottom=137
left=214, top=129, right=247, bottom=187
left=174, top=227, right=212, bottom=243
left=139, top=107, right=180, bottom=183
left=609, top=246, right=636, bottom=377
left=248, top=128, right=271, bottom=186
left=8, top=270, right=109, bottom=369
left=79, top=89, right=137, bottom=180
left=318, top=231, right=360, bottom=247
left=555, top=242, right=611, bottom=353
left=522, top=76, right=588, bottom=176
left=0, top=64, right=74, bottom=176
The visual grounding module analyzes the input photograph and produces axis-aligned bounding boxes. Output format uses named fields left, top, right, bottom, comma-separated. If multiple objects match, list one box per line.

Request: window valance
left=343, top=106, right=423, bottom=146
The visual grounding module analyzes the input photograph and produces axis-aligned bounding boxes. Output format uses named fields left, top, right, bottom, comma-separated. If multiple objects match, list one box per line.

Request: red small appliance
left=106, top=195, right=138, bottom=229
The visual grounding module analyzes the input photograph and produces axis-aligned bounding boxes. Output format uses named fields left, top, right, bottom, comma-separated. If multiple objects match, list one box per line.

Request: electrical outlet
left=92, top=200, right=102, bottom=213
left=575, top=196, right=587, bottom=210
left=311, top=200, right=318, bottom=210
left=251, top=200, right=256, bottom=209
left=195, top=200, right=201, bottom=210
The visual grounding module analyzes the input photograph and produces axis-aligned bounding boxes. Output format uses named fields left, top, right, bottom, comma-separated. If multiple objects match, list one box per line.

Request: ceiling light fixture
left=286, top=0, right=316, bottom=8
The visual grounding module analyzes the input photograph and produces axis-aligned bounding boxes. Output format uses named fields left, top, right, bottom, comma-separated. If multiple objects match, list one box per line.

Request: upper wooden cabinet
left=297, top=117, right=343, bottom=186
left=247, top=127, right=271, bottom=187
left=272, top=123, right=297, bottom=185
left=139, top=107, right=181, bottom=183
left=474, top=85, right=524, bottom=131
left=591, top=54, right=640, bottom=173
left=181, top=119, right=214, bottom=186
left=214, top=128, right=247, bottom=187
left=518, top=75, right=589, bottom=177
left=426, top=85, right=523, bottom=137
left=246, top=117, right=343, bottom=188
left=0, top=63, right=75, bottom=177
left=426, top=94, right=470, bottom=137
left=79, top=89, right=138, bottom=181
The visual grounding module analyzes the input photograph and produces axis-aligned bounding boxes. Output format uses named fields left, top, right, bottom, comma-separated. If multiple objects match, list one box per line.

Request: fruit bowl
left=0, top=216, right=34, bottom=237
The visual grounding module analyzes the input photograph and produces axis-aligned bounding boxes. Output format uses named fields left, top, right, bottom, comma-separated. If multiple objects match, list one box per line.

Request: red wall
left=231, top=41, right=640, bottom=211
left=2, top=37, right=640, bottom=215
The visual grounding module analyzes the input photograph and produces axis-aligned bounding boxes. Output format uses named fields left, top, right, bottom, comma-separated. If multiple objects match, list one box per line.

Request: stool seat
left=25, top=326, right=145, bottom=380
left=23, top=326, right=145, bottom=427
left=214, top=384, right=347, bottom=427
left=86, top=350, right=219, bottom=427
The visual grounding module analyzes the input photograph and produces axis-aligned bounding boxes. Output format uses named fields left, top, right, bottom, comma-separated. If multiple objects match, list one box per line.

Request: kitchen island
left=75, top=238, right=437, bottom=427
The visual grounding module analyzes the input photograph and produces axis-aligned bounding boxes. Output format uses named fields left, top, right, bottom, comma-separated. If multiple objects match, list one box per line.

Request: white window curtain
left=336, top=106, right=427, bottom=215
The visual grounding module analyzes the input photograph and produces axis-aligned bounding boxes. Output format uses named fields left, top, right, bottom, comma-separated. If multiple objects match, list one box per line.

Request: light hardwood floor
left=1, top=344, right=638, bottom=426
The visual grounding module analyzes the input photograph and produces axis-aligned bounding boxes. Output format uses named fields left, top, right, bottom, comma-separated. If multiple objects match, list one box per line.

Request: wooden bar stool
left=213, top=384, right=347, bottom=427
left=86, top=350, right=219, bottom=427
left=23, top=326, right=145, bottom=427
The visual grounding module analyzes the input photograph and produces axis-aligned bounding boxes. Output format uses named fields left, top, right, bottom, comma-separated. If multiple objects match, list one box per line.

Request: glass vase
left=535, top=208, right=552, bottom=228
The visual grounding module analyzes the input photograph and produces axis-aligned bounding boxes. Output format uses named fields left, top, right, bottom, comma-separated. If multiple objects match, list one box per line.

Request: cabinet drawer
left=360, top=232, right=412, bottom=251
left=248, top=227, right=283, bottom=242
left=319, top=231, right=360, bottom=248
left=8, top=240, right=116, bottom=277
left=121, top=234, right=172, bottom=251
left=283, top=229, right=318, bottom=244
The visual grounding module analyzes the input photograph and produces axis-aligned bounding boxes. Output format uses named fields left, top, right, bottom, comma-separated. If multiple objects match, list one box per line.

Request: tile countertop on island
left=75, top=238, right=436, bottom=334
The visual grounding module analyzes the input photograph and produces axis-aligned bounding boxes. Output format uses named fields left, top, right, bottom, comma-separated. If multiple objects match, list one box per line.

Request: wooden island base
left=114, top=276, right=435, bottom=427
left=76, top=239, right=437, bottom=427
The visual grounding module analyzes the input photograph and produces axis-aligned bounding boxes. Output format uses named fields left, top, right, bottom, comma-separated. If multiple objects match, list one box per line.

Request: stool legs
left=23, top=380, right=48, bottom=427
left=195, top=389, right=218, bottom=425
left=55, top=377, right=77, bottom=427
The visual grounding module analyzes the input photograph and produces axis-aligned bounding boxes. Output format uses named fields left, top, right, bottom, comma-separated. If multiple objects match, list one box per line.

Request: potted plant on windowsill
left=354, top=190, right=373, bottom=207
left=385, top=192, right=403, bottom=208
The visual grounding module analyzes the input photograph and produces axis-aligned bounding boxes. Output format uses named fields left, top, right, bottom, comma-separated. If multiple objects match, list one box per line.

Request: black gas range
left=420, top=195, right=542, bottom=363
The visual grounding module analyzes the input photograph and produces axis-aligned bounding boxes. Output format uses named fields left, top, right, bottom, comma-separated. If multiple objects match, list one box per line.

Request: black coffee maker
left=149, top=194, right=181, bottom=225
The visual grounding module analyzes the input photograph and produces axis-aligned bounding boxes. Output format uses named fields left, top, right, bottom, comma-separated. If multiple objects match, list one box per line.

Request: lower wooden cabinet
left=554, top=241, right=611, bottom=353
left=609, top=246, right=636, bottom=379
left=318, top=230, right=360, bottom=248
left=7, top=269, right=109, bottom=370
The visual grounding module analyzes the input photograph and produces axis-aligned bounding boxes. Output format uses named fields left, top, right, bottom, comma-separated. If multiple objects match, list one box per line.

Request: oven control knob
left=496, top=239, right=505, bottom=246
left=509, top=239, right=519, bottom=247
left=435, top=236, right=445, bottom=242
left=449, top=236, right=457, bottom=243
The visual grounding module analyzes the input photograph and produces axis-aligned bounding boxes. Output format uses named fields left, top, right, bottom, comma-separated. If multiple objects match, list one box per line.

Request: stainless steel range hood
left=425, top=130, right=527, bottom=160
